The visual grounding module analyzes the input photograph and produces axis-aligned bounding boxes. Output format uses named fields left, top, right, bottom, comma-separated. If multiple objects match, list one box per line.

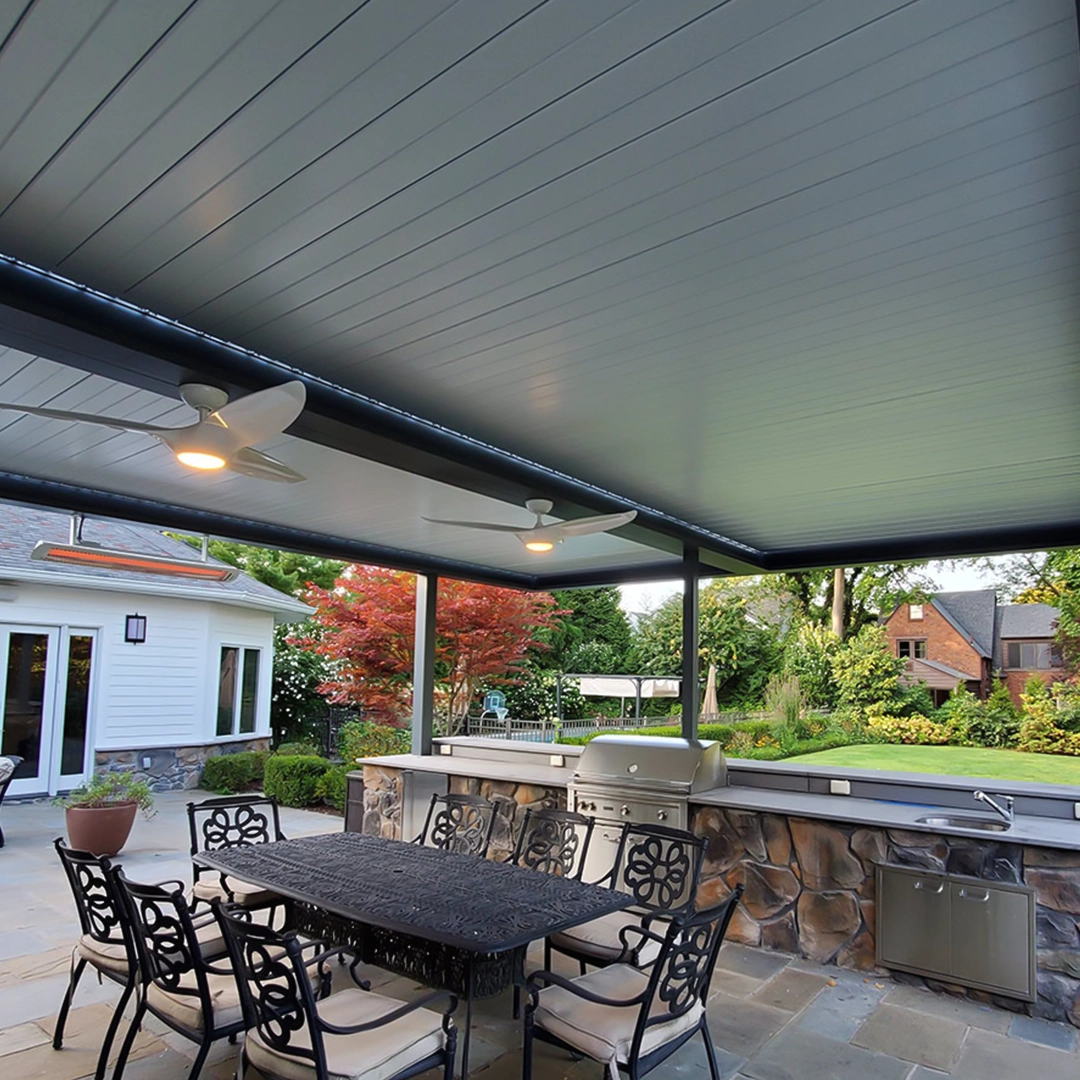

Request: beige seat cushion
left=192, top=874, right=278, bottom=907
left=245, top=987, right=447, bottom=1080
left=78, top=920, right=226, bottom=976
left=549, top=911, right=660, bottom=964
left=534, top=963, right=703, bottom=1067
left=147, top=969, right=244, bottom=1032
left=77, top=933, right=130, bottom=974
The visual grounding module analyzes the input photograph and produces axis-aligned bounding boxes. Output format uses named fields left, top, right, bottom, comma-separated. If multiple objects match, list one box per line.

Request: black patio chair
left=53, top=839, right=137, bottom=1080
left=510, top=807, right=595, bottom=879
left=0, top=754, right=23, bottom=847
left=188, top=794, right=286, bottom=912
left=509, top=807, right=595, bottom=1017
left=547, top=822, right=706, bottom=974
left=413, top=792, right=496, bottom=857
left=524, top=886, right=744, bottom=1080
left=112, top=871, right=279, bottom=1080
left=215, top=904, right=458, bottom=1080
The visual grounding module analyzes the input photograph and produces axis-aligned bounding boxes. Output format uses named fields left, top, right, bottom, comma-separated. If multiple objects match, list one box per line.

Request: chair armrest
left=319, top=990, right=457, bottom=1036
left=525, top=969, right=648, bottom=1009
left=617, top=922, right=668, bottom=966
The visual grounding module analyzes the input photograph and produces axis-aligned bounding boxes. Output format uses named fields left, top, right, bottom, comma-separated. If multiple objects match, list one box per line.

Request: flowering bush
left=1016, top=679, right=1080, bottom=756
left=866, top=712, right=951, bottom=745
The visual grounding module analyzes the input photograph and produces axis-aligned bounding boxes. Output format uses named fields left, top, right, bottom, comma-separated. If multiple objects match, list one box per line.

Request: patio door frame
left=0, top=623, right=97, bottom=797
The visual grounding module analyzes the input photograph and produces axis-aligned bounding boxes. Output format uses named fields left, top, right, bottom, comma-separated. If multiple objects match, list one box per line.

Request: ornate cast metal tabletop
left=195, top=831, right=633, bottom=1076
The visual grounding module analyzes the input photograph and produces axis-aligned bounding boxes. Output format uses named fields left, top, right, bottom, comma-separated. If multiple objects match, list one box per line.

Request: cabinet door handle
left=958, top=888, right=990, bottom=903
left=913, top=880, right=944, bottom=893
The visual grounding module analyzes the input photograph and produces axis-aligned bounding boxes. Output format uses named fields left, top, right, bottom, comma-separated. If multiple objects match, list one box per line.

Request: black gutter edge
left=760, top=520, right=1080, bottom=572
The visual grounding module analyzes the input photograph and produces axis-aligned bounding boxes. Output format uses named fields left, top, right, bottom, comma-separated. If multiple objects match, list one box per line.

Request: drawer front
left=950, top=882, right=1034, bottom=999
left=877, top=866, right=951, bottom=975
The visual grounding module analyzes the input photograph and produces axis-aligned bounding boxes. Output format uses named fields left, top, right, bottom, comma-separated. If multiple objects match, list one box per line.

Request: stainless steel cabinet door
left=877, top=867, right=951, bottom=974
left=949, top=882, right=1034, bottom=999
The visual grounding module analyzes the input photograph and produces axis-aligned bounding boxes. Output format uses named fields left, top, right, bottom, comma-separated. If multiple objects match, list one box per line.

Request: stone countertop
left=355, top=753, right=572, bottom=789
left=694, top=785, right=1080, bottom=851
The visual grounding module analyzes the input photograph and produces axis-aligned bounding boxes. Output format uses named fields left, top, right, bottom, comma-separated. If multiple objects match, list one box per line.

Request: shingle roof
left=998, top=604, right=1059, bottom=639
left=931, top=589, right=998, bottom=658
left=0, top=502, right=310, bottom=619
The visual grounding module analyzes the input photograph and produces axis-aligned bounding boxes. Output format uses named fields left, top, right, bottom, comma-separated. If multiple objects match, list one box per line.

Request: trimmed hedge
left=316, top=764, right=350, bottom=812
left=200, top=750, right=269, bottom=795
left=263, top=754, right=331, bottom=807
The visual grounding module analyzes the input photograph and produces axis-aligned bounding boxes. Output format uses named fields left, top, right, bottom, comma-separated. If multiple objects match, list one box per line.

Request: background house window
left=909, top=604, right=924, bottom=620
left=216, top=646, right=261, bottom=736
left=897, top=639, right=927, bottom=659
left=1004, top=641, right=1054, bottom=670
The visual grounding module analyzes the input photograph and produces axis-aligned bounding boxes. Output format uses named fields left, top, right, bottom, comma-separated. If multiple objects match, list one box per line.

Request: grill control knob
left=620, top=805, right=631, bottom=817
left=657, top=810, right=668, bottom=821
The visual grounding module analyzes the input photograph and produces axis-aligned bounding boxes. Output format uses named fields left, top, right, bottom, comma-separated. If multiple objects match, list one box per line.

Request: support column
left=681, top=547, right=700, bottom=742
left=411, top=573, right=438, bottom=757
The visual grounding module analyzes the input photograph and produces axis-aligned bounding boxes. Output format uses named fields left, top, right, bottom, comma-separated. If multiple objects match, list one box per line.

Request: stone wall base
left=94, top=738, right=270, bottom=792
left=693, top=806, right=1080, bottom=1027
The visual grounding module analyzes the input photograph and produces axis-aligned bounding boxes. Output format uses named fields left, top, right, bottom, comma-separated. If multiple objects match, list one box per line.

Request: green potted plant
left=55, top=772, right=156, bottom=856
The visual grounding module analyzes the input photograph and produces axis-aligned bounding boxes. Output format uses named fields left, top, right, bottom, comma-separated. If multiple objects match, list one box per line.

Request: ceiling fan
left=0, top=381, right=307, bottom=482
left=424, top=498, right=637, bottom=553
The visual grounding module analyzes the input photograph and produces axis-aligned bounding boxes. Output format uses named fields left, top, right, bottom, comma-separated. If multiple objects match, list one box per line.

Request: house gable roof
left=930, top=590, right=998, bottom=659
left=998, top=604, right=1060, bottom=640
left=0, top=502, right=311, bottom=621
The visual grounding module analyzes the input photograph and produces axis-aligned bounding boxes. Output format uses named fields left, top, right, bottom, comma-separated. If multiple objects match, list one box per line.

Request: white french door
left=0, top=625, right=96, bottom=796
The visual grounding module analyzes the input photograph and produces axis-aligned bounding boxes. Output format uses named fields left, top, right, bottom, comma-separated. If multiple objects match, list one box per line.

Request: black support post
left=411, top=573, right=438, bottom=756
left=681, top=547, right=700, bottom=741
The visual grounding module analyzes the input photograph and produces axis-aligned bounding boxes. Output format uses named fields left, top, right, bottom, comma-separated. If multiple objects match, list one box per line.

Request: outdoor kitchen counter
left=354, top=752, right=573, bottom=790
left=693, top=784, right=1080, bottom=850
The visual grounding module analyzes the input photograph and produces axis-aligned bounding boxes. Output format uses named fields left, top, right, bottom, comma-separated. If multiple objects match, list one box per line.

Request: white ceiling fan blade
left=211, top=381, right=306, bottom=445
left=0, top=402, right=172, bottom=434
left=227, top=446, right=306, bottom=483
left=555, top=510, right=638, bottom=537
left=422, top=516, right=523, bottom=533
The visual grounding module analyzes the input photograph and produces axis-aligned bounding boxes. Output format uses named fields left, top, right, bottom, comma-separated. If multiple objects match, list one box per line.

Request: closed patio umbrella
left=701, top=663, right=719, bottom=721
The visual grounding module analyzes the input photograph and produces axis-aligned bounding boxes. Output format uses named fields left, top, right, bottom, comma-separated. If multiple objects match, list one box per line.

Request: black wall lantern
left=124, top=613, right=147, bottom=644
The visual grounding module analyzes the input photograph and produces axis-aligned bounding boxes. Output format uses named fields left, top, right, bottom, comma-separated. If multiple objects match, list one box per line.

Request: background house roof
left=930, top=590, right=998, bottom=659
left=0, top=2, right=1078, bottom=584
left=0, top=501, right=311, bottom=621
left=998, top=603, right=1060, bottom=639
left=903, top=657, right=981, bottom=688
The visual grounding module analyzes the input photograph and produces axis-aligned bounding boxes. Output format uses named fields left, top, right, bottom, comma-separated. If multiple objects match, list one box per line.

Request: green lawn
left=786, top=744, right=1080, bottom=785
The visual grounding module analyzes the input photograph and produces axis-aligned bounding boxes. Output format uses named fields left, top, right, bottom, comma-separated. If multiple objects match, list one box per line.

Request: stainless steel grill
left=568, top=735, right=726, bottom=879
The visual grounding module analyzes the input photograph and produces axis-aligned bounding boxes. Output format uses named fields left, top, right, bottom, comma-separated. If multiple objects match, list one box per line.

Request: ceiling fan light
left=524, top=539, right=555, bottom=553
left=176, top=450, right=227, bottom=470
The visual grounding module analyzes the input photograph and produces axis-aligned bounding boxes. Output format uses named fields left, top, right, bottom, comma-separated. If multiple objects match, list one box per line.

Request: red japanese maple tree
left=297, top=566, right=561, bottom=730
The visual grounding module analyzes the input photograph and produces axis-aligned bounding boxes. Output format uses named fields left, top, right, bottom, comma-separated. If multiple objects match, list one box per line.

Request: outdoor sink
left=915, top=814, right=1009, bottom=832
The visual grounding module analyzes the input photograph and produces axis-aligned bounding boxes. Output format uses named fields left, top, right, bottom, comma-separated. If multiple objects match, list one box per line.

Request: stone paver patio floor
left=2, top=793, right=1078, bottom=1080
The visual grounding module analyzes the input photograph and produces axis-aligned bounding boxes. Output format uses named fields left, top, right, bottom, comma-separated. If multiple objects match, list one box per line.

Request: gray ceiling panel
left=0, top=0, right=1075, bottom=576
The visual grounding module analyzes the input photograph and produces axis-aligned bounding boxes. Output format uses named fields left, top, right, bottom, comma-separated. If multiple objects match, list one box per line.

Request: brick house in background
left=882, top=590, right=1065, bottom=708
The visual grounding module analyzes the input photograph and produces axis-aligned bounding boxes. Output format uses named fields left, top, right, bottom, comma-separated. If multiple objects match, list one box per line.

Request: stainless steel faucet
left=974, top=790, right=1014, bottom=825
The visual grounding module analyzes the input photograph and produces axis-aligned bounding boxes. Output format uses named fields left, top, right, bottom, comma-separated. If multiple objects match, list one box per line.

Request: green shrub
left=263, top=755, right=331, bottom=807
left=337, top=721, right=410, bottom=765
left=275, top=740, right=323, bottom=757
left=866, top=711, right=951, bottom=745
left=557, top=719, right=777, bottom=748
left=315, top=764, right=350, bottom=812
left=200, top=750, right=269, bottom=794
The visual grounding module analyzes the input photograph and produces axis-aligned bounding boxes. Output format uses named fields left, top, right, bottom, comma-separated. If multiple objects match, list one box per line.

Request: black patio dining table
left=194, top=831, right=633, bottom=1076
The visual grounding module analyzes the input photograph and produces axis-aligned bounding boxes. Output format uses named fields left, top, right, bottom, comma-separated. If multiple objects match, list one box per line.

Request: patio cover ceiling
left=0, top=0, right=1077, bottom=589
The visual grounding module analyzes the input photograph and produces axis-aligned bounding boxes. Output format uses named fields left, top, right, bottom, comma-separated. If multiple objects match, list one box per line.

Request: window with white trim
left=216, top=646, right=261, bottom=736
left=897, top=639, right=927, bottom=659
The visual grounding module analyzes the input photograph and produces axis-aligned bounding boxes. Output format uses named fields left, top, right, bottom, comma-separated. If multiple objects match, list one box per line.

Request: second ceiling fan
left=424, top=498, right=636, bottom=553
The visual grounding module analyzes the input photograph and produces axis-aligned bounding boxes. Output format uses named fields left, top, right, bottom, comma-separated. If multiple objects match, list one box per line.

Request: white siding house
left=0, top=504, right=310, bottom=796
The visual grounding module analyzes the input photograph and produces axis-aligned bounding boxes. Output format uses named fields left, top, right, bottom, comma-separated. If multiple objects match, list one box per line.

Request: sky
left=618, top=557, right=1003, bottom=618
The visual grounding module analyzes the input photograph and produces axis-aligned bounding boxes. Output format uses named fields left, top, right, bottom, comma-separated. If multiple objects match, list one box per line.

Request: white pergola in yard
left=0, top=0, right=1077, bottom=749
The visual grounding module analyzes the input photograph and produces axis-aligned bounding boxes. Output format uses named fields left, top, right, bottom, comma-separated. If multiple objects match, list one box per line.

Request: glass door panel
left=0, top=626, right=60, bottom=796
left=56, top=633, right=94, bottom=787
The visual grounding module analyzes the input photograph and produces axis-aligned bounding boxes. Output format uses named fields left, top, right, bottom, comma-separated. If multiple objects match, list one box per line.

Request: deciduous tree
left=298, top=568, right=561, bottom=732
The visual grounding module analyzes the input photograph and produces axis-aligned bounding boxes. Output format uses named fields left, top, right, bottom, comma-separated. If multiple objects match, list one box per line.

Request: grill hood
left=573, top=735, right=726, bottom=793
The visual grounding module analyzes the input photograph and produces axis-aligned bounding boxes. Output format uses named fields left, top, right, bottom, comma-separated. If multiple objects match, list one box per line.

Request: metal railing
left=461, top=714, right=656, bottom=742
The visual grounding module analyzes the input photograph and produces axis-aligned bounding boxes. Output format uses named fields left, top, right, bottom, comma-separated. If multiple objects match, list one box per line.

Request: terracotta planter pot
left=65, top=801, right=138, bottom=856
